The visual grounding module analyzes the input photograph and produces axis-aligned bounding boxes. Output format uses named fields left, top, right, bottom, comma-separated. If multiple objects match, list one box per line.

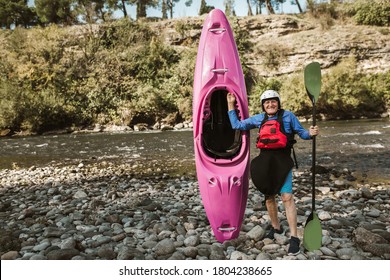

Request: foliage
left=282, top=57, right=389, bottom=120
left=230, top=18, right=256, bottom=93
left=163, top=49, right=197, bottom=121
left=0, top=0, right=37, bottom=29
left=255, top=42, right=290, bottom=70
left=35, top=0, right=76, bottom=25
left=199, top=0, right=214, bottom=15
left=319, top=57, right=384, bottom=119
left=306, top=0, right=342, bottom=30
left=0, top=18, right=186, bottom=133
left=343, top=0, right=390, bottom=27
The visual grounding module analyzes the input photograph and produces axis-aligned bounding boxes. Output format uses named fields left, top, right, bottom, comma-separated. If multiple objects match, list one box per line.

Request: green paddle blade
left=304, top=62, right=321, bottom=104
left=303, top=212, right=322, bottom=252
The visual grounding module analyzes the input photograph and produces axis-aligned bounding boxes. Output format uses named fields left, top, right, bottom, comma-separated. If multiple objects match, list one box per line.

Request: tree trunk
left=256, top=0, right=262, bottom=15
left=121, top=0, right=128, bottom=17
left=162, top=0, right=167, bottom=19
left=98, top=7, right=106, bottom=22
left=246, top=0, right=253, bottom=16
left=169, top=0, right=173, bottom=19
left=137, top=0, right=147, bottom=19
left=294, top=0, right=303, bottom=13
left=265, top=0, right=275, bottom=14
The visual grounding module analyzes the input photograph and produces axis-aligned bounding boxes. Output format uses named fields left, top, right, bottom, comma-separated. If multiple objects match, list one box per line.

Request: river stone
left=98, top=246, right=117, bottom=259
left=32, top=241, right=51, bottom=251
left=320, top=247, right=337, bottom=257
left=361, top=187, right=374, bottom=199
left=168, top=251, right=186, bottom=260
left=230, top=251, right=251, bottom=260
left=209, top=245, right=226, bottom=260
left=262, top=244, right=281, bottom=251
left=196, top=244, right=211, bottom=257
left=46, top=248, right=80, bottom=260
left=256, top=252, right=272, bottom=260
left=318, top=211, right=332, bottom=220
left=353, top=227, right=388, bottom=246
left=1, top=251, right=20, bottom=260
left=361, top=244, right=390, bottom=257
left=246, top=225, right=265, bottom=241
left=74, top=190, right=88, bottom=198
left=117, top=246, right=145, bottom=260
left=182, top=246, right=198, bottom=258
left=184, top=235, right=200, bottom=247
left=366, top=208, right=381, bottom=218
left=154, top=238, right=176, bottom=256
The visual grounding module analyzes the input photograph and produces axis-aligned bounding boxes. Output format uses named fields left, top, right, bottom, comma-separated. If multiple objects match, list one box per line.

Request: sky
left=119, top=0, right=307, bottom=19
left=27, top=0, right=307, bottom=20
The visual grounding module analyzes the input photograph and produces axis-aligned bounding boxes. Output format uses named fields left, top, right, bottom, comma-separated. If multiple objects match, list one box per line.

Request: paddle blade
left=304, top=62, right=321, bottom=104
left=303, top=212, right=322, bottom=252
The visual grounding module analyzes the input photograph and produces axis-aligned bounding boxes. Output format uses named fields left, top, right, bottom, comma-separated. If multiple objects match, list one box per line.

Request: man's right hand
left=227, top=92, right=236, bottom=104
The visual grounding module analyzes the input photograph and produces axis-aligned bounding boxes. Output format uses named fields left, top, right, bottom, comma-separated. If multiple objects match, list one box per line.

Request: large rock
left=353, top=227, right=389, bottom=258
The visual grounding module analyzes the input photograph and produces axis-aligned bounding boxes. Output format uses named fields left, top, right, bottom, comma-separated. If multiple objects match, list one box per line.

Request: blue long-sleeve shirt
left=228, top=109, right=311, bottom=140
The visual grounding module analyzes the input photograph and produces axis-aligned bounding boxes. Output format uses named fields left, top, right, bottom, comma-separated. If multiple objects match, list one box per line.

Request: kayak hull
left=192, top=9, right=250, bottom=243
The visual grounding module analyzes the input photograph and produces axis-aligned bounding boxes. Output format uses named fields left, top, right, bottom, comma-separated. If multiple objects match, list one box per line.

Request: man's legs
left=281, top=192, right=297, bottom=237
left=265, top=195, right=281, bottom=230
left=279, top=170, right=300, bottom=255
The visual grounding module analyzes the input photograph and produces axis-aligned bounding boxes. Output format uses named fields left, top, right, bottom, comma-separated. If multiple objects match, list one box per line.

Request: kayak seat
left=202, top=90, right=242, bottom=159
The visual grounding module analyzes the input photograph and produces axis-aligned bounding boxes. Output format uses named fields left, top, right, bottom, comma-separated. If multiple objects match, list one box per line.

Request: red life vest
left=256, top=109, right=293, bottom=149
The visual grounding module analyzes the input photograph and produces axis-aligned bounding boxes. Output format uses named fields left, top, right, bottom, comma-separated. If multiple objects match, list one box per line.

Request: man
left=227, top=89, right=319, bottom=255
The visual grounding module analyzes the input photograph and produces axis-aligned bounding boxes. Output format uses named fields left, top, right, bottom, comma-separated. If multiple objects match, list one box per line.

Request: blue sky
left=28, top=0, right=307, bottom=20
left=118, top=0, right=307, bottom=19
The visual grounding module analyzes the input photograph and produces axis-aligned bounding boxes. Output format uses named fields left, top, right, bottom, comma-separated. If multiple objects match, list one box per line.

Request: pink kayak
left=192, top=9, right=250, bottom=243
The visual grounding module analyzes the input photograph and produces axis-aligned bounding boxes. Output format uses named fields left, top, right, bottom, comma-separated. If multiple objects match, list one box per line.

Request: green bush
left=163, top=49, right=197, bottom=121
left=280, top=73, right=310, bottom=117
left=247, top=58, right=389, bottom=120
left=306, top=0, right=341, bottom=29
left=320, top=57, right=384, bottom=118
left=0, top=80, right=80, bottom=133
left=344, top=0, right=390, bottom=26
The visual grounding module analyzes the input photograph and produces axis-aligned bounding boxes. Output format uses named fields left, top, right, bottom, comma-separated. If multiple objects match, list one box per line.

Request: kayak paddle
left=303, top=62, right=322, bottom=252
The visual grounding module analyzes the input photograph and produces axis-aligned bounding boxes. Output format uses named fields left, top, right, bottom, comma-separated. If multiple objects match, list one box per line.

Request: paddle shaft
left=311, top=103, right=316, bottom=212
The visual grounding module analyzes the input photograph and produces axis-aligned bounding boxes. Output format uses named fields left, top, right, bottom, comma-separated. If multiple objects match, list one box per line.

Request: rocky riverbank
left=1, top=160, right=389, bottom=260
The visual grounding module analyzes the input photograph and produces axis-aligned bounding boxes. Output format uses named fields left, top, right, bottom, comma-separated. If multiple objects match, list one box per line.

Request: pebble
left=0, top=162, right=389, bottom=260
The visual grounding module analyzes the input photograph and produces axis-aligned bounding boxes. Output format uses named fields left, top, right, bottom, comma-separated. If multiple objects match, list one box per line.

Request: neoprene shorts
left=279, top=169, right=293, bottom=194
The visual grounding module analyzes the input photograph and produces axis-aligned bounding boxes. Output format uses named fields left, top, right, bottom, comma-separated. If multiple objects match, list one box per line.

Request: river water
left=1, top=118, right=390, bottom=182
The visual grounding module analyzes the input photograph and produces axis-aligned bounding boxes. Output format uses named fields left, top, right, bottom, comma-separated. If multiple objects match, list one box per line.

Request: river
left=1, top=118, right=390, bottom=182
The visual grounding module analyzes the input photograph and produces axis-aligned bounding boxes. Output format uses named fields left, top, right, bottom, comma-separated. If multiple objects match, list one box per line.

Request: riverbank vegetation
left=0, top=0, right=389, bottom=135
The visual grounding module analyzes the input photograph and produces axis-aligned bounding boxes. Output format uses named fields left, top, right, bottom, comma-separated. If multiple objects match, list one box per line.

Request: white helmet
left=260, top=90, right=281, bottom=110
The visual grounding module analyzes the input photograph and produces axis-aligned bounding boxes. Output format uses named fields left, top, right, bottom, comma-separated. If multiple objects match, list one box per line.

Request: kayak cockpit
left=202, top=89, right=242, bottom=160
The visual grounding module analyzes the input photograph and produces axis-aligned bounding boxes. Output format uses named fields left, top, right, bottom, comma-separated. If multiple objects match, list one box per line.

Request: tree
left=252, top=0, right=300, bottom=15
left=76, top=0, right=110, bottom=23
left=35, top=0, right=76, bottom=25
left=107, top=0, right=129, bottom=18
left=265, top=0, right=275, bottom=14
left=161, top=0, right=167, bottom=18
left=162, top=0, right=180, bottom=19
left=199, top=0, right=214, bottom=15
left=0, top=0, right=36, bottom=29
left=129, top=0, right=159, bottom=19
left=224, top=0, right=235, bottom=16
left=251, top=0, right=263, bottom=14
left=246, top=0, right=253, bottom=15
